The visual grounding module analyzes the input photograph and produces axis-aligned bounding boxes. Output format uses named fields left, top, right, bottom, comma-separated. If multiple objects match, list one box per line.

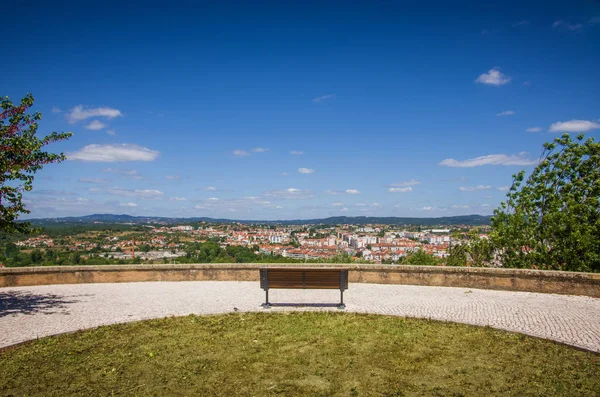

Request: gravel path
left=1, top=281, right=599, bottom=352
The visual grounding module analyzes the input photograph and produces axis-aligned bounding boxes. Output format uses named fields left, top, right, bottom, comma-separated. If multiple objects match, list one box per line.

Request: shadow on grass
left=0, top=291, right=85, bottom=317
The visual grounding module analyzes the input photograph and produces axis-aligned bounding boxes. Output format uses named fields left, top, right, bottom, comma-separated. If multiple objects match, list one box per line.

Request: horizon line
left=23, top=213, right=492, bottom=223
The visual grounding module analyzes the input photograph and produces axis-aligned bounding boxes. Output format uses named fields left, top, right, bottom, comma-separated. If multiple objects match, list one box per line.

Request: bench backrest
left=260, top=268, right=349, bottom=290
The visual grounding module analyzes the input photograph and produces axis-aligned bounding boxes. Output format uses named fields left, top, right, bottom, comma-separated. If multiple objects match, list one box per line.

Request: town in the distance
left=1, top=215, right=491, bottom=267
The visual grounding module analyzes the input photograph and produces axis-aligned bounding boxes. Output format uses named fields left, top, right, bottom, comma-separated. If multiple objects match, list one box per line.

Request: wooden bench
left=259, top=267, right=349, bottom=309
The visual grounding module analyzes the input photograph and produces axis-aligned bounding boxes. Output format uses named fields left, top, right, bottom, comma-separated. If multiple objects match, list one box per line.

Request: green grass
left=1, top=313, right=599, bottom=396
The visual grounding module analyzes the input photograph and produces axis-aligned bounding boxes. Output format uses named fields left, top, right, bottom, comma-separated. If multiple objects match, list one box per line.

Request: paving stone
left=1, top=282, right=599, bottom=352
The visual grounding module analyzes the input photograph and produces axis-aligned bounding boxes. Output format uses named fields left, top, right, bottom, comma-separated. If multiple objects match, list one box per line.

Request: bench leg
left=261, top=289, right=271, bottom=309
left=338, top=289, right=345, bottom=310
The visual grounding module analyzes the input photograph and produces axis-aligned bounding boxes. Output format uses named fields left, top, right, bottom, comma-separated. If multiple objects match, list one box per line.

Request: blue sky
left=4, top=0, right=599, bottom=220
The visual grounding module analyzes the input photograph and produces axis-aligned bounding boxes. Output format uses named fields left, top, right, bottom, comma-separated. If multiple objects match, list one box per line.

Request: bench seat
left=259, top=267, right=349, bottom=309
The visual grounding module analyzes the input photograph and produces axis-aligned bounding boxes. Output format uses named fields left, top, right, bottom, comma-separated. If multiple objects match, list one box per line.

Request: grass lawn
left=1, top=312, right=599, bottom=396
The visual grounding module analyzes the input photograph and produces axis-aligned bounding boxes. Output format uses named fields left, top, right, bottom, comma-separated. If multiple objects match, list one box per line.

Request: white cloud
left=85, top=120, right=107, bottom=130
left=513, top=20, right=529, bottom=27
left=79, top=178, right=110, bottom=183
left=103, top=168, right=143, bottom=180
left=69, top=144, right=159, bottom=162
left=281, top=172, right=288, bottom=176
left=371, top=203, right=380, bottom=207
left=388, top=179, right=420, bottom=187
left=108, top=188, right=164, bottom=198
left=459, top=185, right=492, bottom=191
left=553, top=20, right=583, bottom=30
left=341, top=207, right=348, bottom=212
left=421, top=206, right=433, bottom=211
left=497, top=110, right=515, bottom=116
left=233, top=149, right=250, bottom=157
left=169, top=197, right=187, bottom=201
left=332, top=202, right=344, bottom=207
left=165, top=175, right=180, bottom=180
left=51, top=107, right=62, bottom=113
left=439, top=153, right=537, bottom=167
left=120, top=202, right=138, bottom=207
left=326, top=189, right=361, bottom=195
left=106, top=129, right=116, bottom=136
left=313, top=94, right=336, bottom=103
left=205, top=186, right=217, bottom=191
left=496, top=186, right=510, bottom=191
left=388, top=187, right=413, bottom=193
left=526, top=127, right=542, bottom=132
left=252, top=148, right=270, bottom=153
left=264, top=188, right=313, bottom=199
left=549, top=119, right=600, bottom=133
left=451, top=205, right=470, bottom=209
left=290, top=150, right=304, bottom=155
left=194, top=196, right=280, bottom=212
left=66, top=105, right=123, bottom=123
left=355, top=203, right=367, bottom=207
left=298, top=168, right=315, bottom=174
left=475, top=68, right=511, bottom=86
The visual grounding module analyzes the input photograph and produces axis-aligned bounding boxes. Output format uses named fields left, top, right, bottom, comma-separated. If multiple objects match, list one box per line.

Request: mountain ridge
left=26, top=214, right=492, bottom=226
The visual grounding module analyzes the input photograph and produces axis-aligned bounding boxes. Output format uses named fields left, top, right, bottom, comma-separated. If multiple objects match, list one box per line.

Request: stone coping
left=1, top=263, right=598, bottom=279
left=1, top=263, right=599, bottom=297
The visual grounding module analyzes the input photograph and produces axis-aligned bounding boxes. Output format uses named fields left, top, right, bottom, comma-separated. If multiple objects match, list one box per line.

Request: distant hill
left=27, top=214, right=492, bottom=226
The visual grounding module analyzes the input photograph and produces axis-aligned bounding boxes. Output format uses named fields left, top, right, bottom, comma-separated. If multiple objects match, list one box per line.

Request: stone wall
left=1, top=264, right=599, bottom=297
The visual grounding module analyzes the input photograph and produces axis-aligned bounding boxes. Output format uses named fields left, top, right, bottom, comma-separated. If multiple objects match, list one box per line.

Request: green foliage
left=4, top=242, right=19, bottom=258
left=1, top=94, right=72, bottom=233
left=327, top=253, right=355, bottom=263
left=491, top=134, right=600, bottom=272
left=445, top=236, right=492, bottom=268
left=180, top=241, right=304, bottom=264
left=446, top=244, right=468, bottom=267
left=399, top=250, right=440, bottom=266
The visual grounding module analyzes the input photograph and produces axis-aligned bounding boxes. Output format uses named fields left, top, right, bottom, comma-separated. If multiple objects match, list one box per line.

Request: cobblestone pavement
left=1, top=282, right=599, bottom=352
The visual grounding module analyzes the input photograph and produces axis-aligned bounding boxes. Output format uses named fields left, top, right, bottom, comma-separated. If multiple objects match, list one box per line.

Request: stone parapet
left=1, top=264, right=599, bottom=297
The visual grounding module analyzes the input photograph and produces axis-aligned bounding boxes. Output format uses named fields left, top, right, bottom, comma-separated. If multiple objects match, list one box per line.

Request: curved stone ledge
left=1, top=263, right=599, bottom=297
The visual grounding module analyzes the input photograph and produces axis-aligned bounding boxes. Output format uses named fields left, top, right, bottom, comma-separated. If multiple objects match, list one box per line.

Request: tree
left=446, top=243, right=467, bottom=267
left=30, top=249, right=43, bottom=264
left=491, top=134, right=599, bottom=272
left=401, top=250, right=439, bottom=266
left=1, top=94, right=72, bottom=233
left=465, top=230, right=493, bottom=267
left=71, top=252, right=82, bottom=265
left=4, top=242, right=19, bottom=258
